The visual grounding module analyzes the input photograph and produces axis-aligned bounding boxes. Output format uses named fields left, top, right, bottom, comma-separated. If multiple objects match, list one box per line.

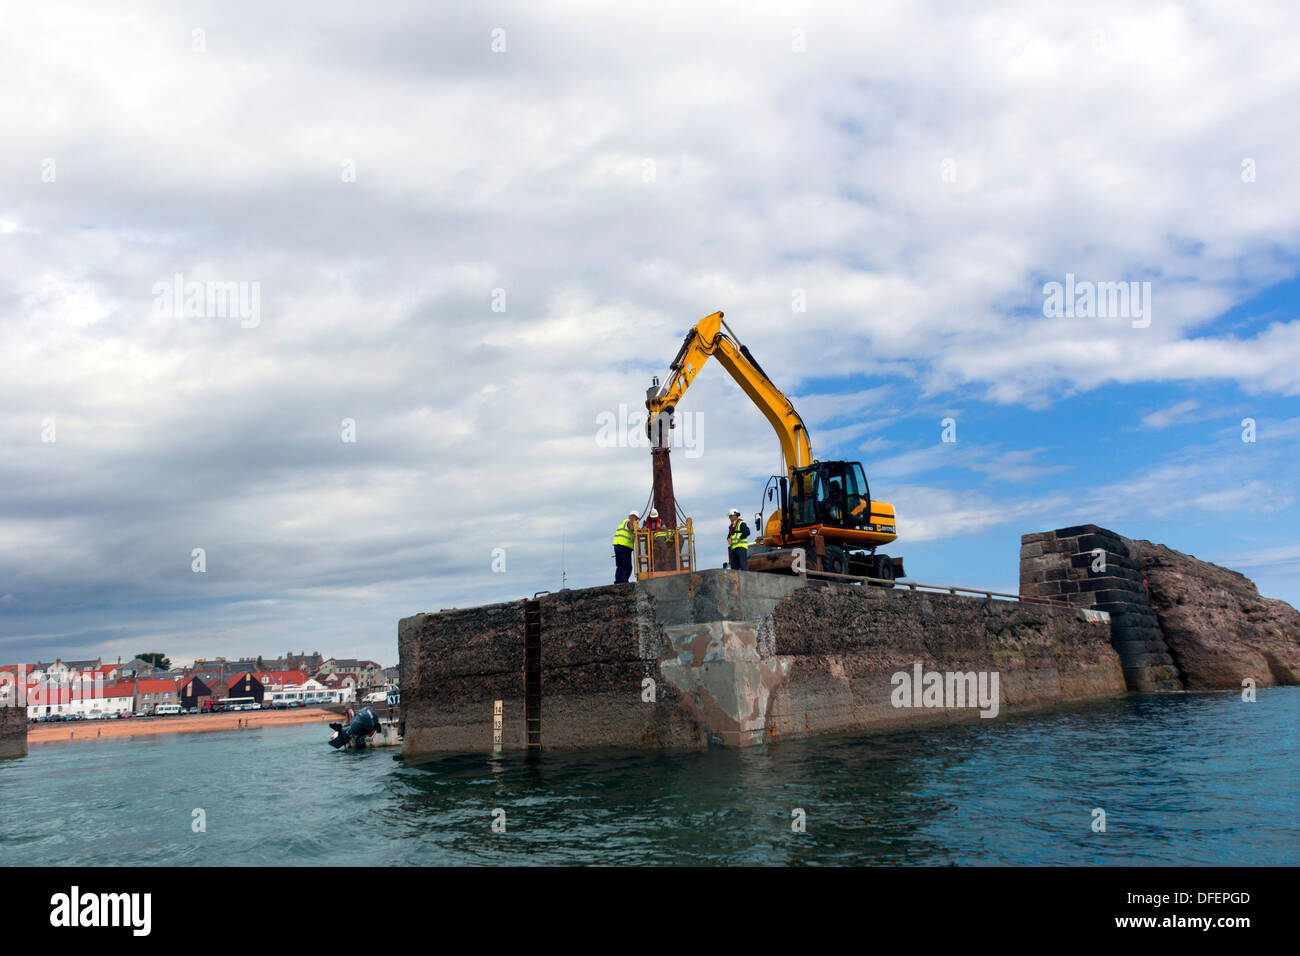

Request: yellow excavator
left=645, top=311, right=905, bottom=581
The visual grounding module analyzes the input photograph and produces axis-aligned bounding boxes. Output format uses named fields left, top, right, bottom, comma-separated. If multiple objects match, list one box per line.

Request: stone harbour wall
left=0, top=699, right=27, bottom=760
left=399, top=567, right=1123, bottom=758
left=767, top=584, right=1124, bottom=742
left=1020, top=524, right=1300, bottom=691
left=401, top=524, right=1299, bottom=757
left=1019, top=525, right=1180, bottom=691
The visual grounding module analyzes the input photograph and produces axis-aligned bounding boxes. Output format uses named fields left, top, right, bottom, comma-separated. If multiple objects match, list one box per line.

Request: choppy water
left=2, top=688, right=1296, bottom=866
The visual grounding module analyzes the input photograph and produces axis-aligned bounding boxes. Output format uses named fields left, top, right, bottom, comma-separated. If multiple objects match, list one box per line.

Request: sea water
left=1, top=688, right=1295, bottom=866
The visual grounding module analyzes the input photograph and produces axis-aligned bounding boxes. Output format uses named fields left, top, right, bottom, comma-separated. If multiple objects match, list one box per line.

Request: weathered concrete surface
left=400, top=569, right=1124, bottom=757
left=0, top=702, right=27, bottom=760
left=1125, top=538, right=1300, bottom=689
left=1020, top=525, right=1180, bottom=691
left=766, top=584, right=1124, bottom=742
left=640, top=570, right=805, bottom=626
left=399, top=598, right=527, bottom=754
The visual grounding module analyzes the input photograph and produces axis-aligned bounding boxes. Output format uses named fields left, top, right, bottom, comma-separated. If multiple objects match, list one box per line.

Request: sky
left=1, top=1, right=1298, bottom=669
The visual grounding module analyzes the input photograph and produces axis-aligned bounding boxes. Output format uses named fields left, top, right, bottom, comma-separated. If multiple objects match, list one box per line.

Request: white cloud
left=2, top=1, right=1300, bottom=660
left=1142, top=399, right=1202, bottom=428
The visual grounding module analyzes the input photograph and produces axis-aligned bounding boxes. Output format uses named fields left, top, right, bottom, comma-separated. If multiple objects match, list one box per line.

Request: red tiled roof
left=132, top=678, right=176, bottom=695
left=247, top=670, right=308, bottom=686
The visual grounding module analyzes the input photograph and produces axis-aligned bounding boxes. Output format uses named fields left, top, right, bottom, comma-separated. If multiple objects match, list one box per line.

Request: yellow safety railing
left=634, top=519, right=695, bottom=580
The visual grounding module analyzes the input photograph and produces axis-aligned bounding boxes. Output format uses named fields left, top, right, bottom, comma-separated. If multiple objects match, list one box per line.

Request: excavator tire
left=871, top=554, right=896, bottom=588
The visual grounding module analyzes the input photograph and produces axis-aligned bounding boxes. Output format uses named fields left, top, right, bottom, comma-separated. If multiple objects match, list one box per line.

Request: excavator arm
left=645, top=311, right=812, bottom=471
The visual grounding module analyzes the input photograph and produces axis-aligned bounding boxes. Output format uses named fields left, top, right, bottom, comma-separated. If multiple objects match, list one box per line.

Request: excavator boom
left=647, top=311, right=812, bottom=472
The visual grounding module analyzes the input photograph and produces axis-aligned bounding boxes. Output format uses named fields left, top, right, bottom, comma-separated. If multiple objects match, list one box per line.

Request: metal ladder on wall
left=523, top=596, right=543, bottom=750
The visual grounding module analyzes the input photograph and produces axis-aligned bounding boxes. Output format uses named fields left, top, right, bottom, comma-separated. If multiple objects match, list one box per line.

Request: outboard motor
left=328, top=705, right=380, bottom=749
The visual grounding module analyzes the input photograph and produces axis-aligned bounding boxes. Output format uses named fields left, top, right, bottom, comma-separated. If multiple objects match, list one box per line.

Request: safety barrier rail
left=800, top=567, right=1081, bottom=610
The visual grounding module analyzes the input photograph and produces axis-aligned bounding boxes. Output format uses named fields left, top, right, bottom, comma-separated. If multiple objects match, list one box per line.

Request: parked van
left=155, top=703, right=182, bottom=716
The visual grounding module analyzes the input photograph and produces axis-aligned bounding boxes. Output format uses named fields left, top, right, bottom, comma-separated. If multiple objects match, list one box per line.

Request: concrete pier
left=400, top=523, right=1298, bottom=758
left=399, top=568, right=1123, bottom=757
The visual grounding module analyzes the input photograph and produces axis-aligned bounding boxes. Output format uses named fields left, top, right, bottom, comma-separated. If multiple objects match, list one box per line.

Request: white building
left=26, top=683, right=134, bottom=719
left=266, top=678, right=355, bottom=706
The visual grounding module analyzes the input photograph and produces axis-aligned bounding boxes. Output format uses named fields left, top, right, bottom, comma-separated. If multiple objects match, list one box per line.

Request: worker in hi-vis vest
left=644, top=508, right=672, bottom=572
left=727, top=508, right=750, bottom=571
left=613, top=510, right=638, bottom=583
left=643, top=508, right=667, bottom=537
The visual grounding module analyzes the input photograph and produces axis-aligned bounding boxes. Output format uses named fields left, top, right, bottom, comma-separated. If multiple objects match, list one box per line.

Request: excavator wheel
left=872, top=554, right=897, bottom=588
left=825, top=551, right=847, bottom=576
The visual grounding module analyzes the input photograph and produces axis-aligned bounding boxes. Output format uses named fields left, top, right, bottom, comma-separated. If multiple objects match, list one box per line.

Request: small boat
left=327, top=706, right=402, bottom=750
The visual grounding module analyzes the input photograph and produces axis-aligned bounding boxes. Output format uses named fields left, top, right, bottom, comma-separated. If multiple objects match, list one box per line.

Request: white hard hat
left=728, top=508, right=740, bottom=516
left=649, top=508, right=658, bottom=518
left=628, top=510, right=639, bottom=517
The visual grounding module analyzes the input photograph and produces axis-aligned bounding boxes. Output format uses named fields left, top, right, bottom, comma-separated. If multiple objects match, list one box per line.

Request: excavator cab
left=789, top=461, right=874, bottom=532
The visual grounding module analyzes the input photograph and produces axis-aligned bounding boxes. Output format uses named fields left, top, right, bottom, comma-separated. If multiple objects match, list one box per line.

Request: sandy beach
left=27, top=707, right=336, bottom=745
